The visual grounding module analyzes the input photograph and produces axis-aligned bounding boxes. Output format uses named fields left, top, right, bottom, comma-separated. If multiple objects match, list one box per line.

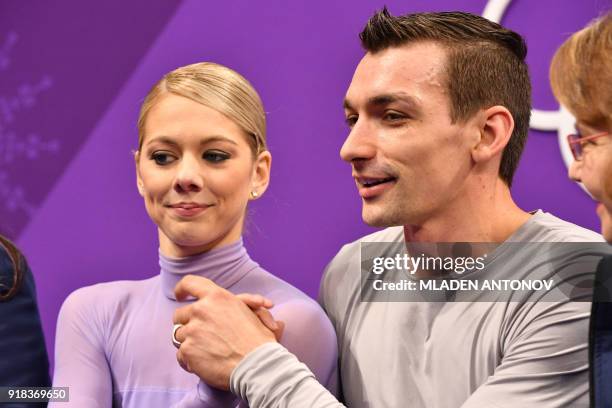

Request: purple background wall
left=1, top=0, right=609, bottom=369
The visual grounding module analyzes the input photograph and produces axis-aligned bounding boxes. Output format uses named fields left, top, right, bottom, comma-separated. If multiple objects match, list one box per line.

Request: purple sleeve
left=272, top=298, right=339, bottom=393
left=50, top=288, right=113, bottom=408
left=171, top=381, right=243, bottom=407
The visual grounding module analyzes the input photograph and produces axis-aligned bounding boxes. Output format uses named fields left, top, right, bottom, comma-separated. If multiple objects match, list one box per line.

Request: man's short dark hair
left=360, top=8, right=531, bottom=186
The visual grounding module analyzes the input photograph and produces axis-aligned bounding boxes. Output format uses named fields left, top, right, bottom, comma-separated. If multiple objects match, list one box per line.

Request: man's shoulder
left=342, top=226, right=405, bottom=253
left=319, top=227, right=404, bottom=325
left=321, top=227, right=403, bottom=289
left=331, top=226, right=404, bottom=266
left=518, top=210, right=604, bottom=242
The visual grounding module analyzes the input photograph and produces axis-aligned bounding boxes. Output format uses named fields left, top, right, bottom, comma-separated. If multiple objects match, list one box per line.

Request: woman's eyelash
left=149, top=150, right=231, bottom=165
left=203, top=151, right=231, bottom=162
left=150, top=152, right=176, bottom=165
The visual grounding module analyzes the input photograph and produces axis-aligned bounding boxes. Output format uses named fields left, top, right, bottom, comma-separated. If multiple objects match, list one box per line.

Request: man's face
left=341, top=42, right=475, bottom=227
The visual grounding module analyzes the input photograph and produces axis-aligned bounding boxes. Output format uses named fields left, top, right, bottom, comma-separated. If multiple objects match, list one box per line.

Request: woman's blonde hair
left=550, top=13, right=612, bottom=130
left=137, top=62, right=267, bottom=156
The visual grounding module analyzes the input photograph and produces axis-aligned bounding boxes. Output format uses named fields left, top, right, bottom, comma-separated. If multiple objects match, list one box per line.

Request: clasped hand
left=172, top=275, right=284, bottom=390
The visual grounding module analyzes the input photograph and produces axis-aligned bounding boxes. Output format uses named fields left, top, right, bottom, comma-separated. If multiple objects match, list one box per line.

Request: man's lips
left=355, top=175, right=397, bottom=199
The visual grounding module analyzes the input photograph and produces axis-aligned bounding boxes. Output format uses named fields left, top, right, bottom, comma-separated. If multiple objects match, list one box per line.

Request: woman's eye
left=203, top=150, right=230, bottom=163
left=151, top=152, right=176, bottom=165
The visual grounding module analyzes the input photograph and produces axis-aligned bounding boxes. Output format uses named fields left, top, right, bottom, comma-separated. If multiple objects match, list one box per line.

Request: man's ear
left=250, top=151, right=272, bottom=199
left=471, top=106, right=514, bottom=163
left=134, top=150, right=145, bottom=197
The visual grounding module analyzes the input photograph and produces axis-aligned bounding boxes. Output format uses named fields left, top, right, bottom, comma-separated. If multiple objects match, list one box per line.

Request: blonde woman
left=50, top=62, right=337, bottom=407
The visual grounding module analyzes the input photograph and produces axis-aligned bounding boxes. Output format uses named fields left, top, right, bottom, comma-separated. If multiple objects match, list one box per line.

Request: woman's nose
left=174, top=156, right=203, bottom=193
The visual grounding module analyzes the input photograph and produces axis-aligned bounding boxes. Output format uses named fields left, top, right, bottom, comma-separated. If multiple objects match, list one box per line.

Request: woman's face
left=568, top=122, right=612, bottom=241
left=136, top=93, right=271, bottom=257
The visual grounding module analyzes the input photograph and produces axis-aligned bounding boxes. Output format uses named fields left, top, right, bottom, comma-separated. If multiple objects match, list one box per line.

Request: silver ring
left=172, top=323, right=183, bottom=349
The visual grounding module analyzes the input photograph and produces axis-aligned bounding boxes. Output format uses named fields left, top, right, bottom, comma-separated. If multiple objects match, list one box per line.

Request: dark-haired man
left=172, top=9, right=607, bottom=407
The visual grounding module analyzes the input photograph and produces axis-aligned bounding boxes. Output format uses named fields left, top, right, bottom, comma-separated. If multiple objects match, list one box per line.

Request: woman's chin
left=162, top=234, right=218, bottom=256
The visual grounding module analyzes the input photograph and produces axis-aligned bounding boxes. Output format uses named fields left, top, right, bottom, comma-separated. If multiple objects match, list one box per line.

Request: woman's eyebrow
left=199, top=135, right=238, bottom=146
left=145, top=135, right=239, bottom=147
left=145, top=136, right=179, bottom=148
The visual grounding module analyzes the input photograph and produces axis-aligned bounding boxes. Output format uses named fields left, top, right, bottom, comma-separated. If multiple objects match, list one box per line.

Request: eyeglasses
left=567, top=132, right=610, bottom=160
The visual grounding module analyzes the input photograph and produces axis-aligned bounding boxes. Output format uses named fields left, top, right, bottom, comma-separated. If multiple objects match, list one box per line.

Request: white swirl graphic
left=483, top=0, right=576, bottom=169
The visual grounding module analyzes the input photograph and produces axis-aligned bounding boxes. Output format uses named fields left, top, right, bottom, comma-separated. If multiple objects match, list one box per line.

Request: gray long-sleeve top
left=231, top=211, right=611, bottom=408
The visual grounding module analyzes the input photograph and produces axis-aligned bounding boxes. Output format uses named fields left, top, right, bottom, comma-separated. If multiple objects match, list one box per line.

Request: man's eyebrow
left=368, top=93, right=419, bottom=109
left=343, top=98, right=354, bottom=111
left=343, top=93, right=420, bottom=112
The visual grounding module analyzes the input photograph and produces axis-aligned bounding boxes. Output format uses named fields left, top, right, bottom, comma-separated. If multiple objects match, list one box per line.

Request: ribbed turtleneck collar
left=159, top=238, right=258, bottom=300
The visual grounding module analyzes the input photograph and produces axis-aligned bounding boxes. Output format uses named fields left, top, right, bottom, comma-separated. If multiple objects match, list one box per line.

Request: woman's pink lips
left=167, top=203, right=210, bottom=217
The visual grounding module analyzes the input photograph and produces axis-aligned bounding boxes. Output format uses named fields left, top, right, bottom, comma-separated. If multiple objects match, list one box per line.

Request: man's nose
left=340, top=119, right=377, bottom=163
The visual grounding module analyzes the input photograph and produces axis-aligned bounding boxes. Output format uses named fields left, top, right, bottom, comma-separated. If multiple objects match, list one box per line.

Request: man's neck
left=403, top=178, right=531, bottom=243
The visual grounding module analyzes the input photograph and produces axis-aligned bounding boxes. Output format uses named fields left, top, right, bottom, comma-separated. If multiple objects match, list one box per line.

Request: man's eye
left=383, top=111, right=406, bottom=121
left=151, top=152, right=176, bottom=165
left=203, top=150, right=230, bottom=163
left=345, top=115, right=358, bottom=128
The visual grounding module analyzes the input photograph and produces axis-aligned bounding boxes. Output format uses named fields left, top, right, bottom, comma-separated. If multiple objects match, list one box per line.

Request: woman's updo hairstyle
left=137, top=62, right=267, bottom=157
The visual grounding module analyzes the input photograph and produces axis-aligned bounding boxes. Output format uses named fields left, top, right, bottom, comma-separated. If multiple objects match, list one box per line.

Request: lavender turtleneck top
left=50, top=239, right=338, bottom=407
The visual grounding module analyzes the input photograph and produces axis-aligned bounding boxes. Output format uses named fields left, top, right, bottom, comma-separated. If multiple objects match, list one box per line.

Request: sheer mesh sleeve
left=273, top=299, right=338, bottom=392
left=49, top=288, right=112, bottom=408
left=171, top=381, right=242, bottom=407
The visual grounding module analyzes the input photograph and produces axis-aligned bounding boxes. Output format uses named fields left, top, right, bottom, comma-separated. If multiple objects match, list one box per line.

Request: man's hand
left=236, top=293, right=285, bottom=341
left=172, top=275, right=281, bottom=390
